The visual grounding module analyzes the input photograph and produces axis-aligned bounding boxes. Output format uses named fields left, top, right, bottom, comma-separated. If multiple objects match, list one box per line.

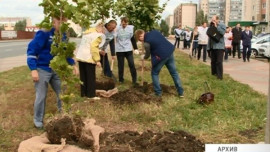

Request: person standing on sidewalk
left=191, top=26, right=199, bottom=57
left=241, top=26, right=253, bottom=62
left=27, top=17, right=78, bottom=129
left=207, top=15, right=226, bottom=80
left=135, top=29, right=184, bottom=97
left=197, top=22, right=209, bottom=62
left=184, top=28, right=192, bottom=49
left=174, top=25, right=182, bottom=49
left=99, top=20, right=117, bottom=78
left=232, top=23, right=242, bottom=58
left=115, top=17, right=139, bottom=85
left=224, top=27, right=233, bottom=61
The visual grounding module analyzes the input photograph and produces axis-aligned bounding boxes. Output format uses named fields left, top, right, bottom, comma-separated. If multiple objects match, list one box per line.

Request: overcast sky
left=0, top=0, right=199, bottom=25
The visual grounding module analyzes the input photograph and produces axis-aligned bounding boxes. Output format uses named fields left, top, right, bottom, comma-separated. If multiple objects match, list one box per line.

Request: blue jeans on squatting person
left=34, top=68, right=62, bottom=128
left=151, top=54, right=184, bottom=96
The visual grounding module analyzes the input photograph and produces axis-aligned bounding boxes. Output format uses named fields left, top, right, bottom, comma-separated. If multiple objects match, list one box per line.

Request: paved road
left=0, top=40, right=30, bottom=59
left=0, top=38, right=81, bottom=72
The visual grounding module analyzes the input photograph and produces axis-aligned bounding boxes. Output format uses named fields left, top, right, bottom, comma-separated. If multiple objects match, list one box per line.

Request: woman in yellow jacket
left=75, top=23, right=105, bottom=99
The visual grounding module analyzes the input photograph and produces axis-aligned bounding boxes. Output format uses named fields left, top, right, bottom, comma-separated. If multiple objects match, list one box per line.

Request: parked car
left=258, top=43, right=270, bottom=58
left=256, top=33, right=270, bottom=38
left=251, top=34, right=270, bottom=57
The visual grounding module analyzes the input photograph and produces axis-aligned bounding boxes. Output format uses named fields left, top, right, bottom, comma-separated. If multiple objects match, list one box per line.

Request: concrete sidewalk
left=171, top=39, right=269, bottom=95
left=0, top=54, right=27, bottom=72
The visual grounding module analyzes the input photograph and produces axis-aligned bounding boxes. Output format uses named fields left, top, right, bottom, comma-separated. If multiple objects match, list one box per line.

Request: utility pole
left=266, top=58, right=270, bottom=143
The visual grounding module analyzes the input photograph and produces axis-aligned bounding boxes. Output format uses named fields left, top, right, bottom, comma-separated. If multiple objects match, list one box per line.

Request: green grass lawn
left=0, top=50, right=267, bottom=151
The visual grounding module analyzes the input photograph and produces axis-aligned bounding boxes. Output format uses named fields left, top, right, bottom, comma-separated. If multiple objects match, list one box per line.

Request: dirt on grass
left=99, top=130, right=205, bottom=152
left=96, top=76, right=116, bottom=91
left=239, top=127, right=263, bottom=139
left=45, top=115, right=84, bottom=144
left=109, top=83, right=177, bottom=104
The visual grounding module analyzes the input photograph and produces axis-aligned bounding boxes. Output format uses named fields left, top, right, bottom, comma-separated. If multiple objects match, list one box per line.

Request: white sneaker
left=90, top=97, right=100, bottom=100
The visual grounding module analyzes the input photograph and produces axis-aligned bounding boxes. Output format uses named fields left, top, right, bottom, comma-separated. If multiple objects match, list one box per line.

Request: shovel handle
left=141, top=59, right=144, bottom=85
left=111, top=59, right=114, bottom=71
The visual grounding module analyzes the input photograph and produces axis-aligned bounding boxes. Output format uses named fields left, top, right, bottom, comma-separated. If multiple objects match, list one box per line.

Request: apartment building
left=0, top=17, right=32, bottom=30
left=165, top=15, right=174, bottom=33
left=173, top=2, right=197, bottom=28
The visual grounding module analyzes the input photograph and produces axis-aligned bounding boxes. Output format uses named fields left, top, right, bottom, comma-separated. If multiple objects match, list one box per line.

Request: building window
left=252, top=16, right=255, bottom=21
left=262, top=3, right=266, bottom=9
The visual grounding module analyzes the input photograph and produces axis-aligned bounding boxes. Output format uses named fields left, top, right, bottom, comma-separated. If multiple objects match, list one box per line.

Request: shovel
left=141, top=59, right=148, bottom=92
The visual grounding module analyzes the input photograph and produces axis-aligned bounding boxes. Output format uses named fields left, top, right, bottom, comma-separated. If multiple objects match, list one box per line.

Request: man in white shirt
left=197, top=22, right=209, bottom=62
left=174, top=25, right=182, bottom=48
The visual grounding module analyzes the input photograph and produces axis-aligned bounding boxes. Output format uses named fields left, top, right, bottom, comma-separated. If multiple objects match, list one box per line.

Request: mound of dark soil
left=45, top=115, right=84, bottom=144
left=110, top=88, right=162, bottom=104
left=133, top=83, right=177, bottom=95
left=99, top=130, right=205, bottom=152
left=96, top=78, right=115, bottom=91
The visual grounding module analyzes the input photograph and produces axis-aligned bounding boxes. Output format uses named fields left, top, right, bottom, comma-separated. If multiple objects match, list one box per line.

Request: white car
left=250, top=34, right=270, bottom=57
left=258, top=43, right=270, bottom=58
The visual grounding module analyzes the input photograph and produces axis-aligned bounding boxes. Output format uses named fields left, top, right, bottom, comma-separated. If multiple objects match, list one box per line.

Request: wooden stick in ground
left=189, top=32, right=195, bottom=60
left=141, top=59, right=144, bottom=86
left=110, top=59, right=114, bottom=71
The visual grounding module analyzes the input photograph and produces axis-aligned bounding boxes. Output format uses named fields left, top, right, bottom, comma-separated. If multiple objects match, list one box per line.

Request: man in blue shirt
left=135, top=29, right=184, bottom=97
left=27, top=17, right=78, bottom=129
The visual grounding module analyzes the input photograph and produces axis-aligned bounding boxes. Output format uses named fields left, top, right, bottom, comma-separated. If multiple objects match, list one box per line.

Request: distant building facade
left=174, top=2, right=197, bottom=28
left=0, top=17, right=32, bottom=30
left=165, top=15, right=174, bottom=33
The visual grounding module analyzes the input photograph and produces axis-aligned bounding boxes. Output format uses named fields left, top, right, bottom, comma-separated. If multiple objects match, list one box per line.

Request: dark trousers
left=78, top=61, right=96, bottom=98
left=242, top=45, right=251, bottom=62
left=174, top=38, right=180, bottom=48
left=183, top=39, right=187, bottom=49
left=186, top=40, right=191, bottom=49
left=192, top=42, right=198, bottom=56
left=211, top=49, right=224, bottom=80
left=116, top=51, right=137, bottom=83
left=100, top=54, right=113, bottom=77
left=197, top=45, right=207, bottom=61
left=224, top=48, right=231, bottom=60
left=232, top=43, right=241, bottom=58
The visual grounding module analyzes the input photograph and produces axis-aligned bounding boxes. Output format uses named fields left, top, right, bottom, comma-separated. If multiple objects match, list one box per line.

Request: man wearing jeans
left=27, top=17, right=77, bottom=129
left=135, top=29, right=184, bottom=97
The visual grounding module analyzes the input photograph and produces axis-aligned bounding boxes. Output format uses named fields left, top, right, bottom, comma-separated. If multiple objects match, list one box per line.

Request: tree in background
left=0, top=24, right=4, bottom=30
left=68, top=27, right=77, bottom=37
left=160, top=19, right=169, bottom=37
left=171, top=26, right=177, bottom=35
left=196, top=10, right=208, bottom=26
left=114, top=0, right=169, bottom=31
left=14, top=20, right=26, bottom=31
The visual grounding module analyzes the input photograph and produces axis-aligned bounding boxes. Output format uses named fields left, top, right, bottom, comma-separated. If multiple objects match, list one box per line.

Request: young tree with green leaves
left=38, top=0, right=114, bottom=109
left=14, top=20, right=26, bottom=31
left=114, top=0, right=169, bottom=31
left=196, top=10, right=208, bottom=26
left=160, top=19, right=169, bottom=37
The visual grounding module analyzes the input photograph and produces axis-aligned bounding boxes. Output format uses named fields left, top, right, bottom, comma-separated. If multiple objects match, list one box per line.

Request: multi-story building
left=229, top=0, right=243, bottom=21
left=173, top=2, right=197, bottom=28
left=207, top=0, right=226, bottom=23
left=0, top=17, right=32, bottom=30
left=199, top=0, right=208, bottom=17
left=165, top=15, right=174, bottom=33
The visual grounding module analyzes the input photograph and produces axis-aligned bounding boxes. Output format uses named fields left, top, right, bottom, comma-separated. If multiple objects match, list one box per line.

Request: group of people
left=174, top=15, right=253, bottom=80
left=27, top=16, right=184, bottom=129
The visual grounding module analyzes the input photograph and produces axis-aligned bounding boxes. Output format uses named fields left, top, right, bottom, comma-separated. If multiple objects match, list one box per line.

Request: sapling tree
left=38, top=0, right=114, bottom=111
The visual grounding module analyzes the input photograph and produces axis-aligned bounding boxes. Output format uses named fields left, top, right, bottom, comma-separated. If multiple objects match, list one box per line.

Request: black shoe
left=247, top=58, right=250, bottom=62
left=243, top=60, right=246, bottom=62
left=133, top=82, right=139, bottom=87
left=203, top=60, right=206, bottom=62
